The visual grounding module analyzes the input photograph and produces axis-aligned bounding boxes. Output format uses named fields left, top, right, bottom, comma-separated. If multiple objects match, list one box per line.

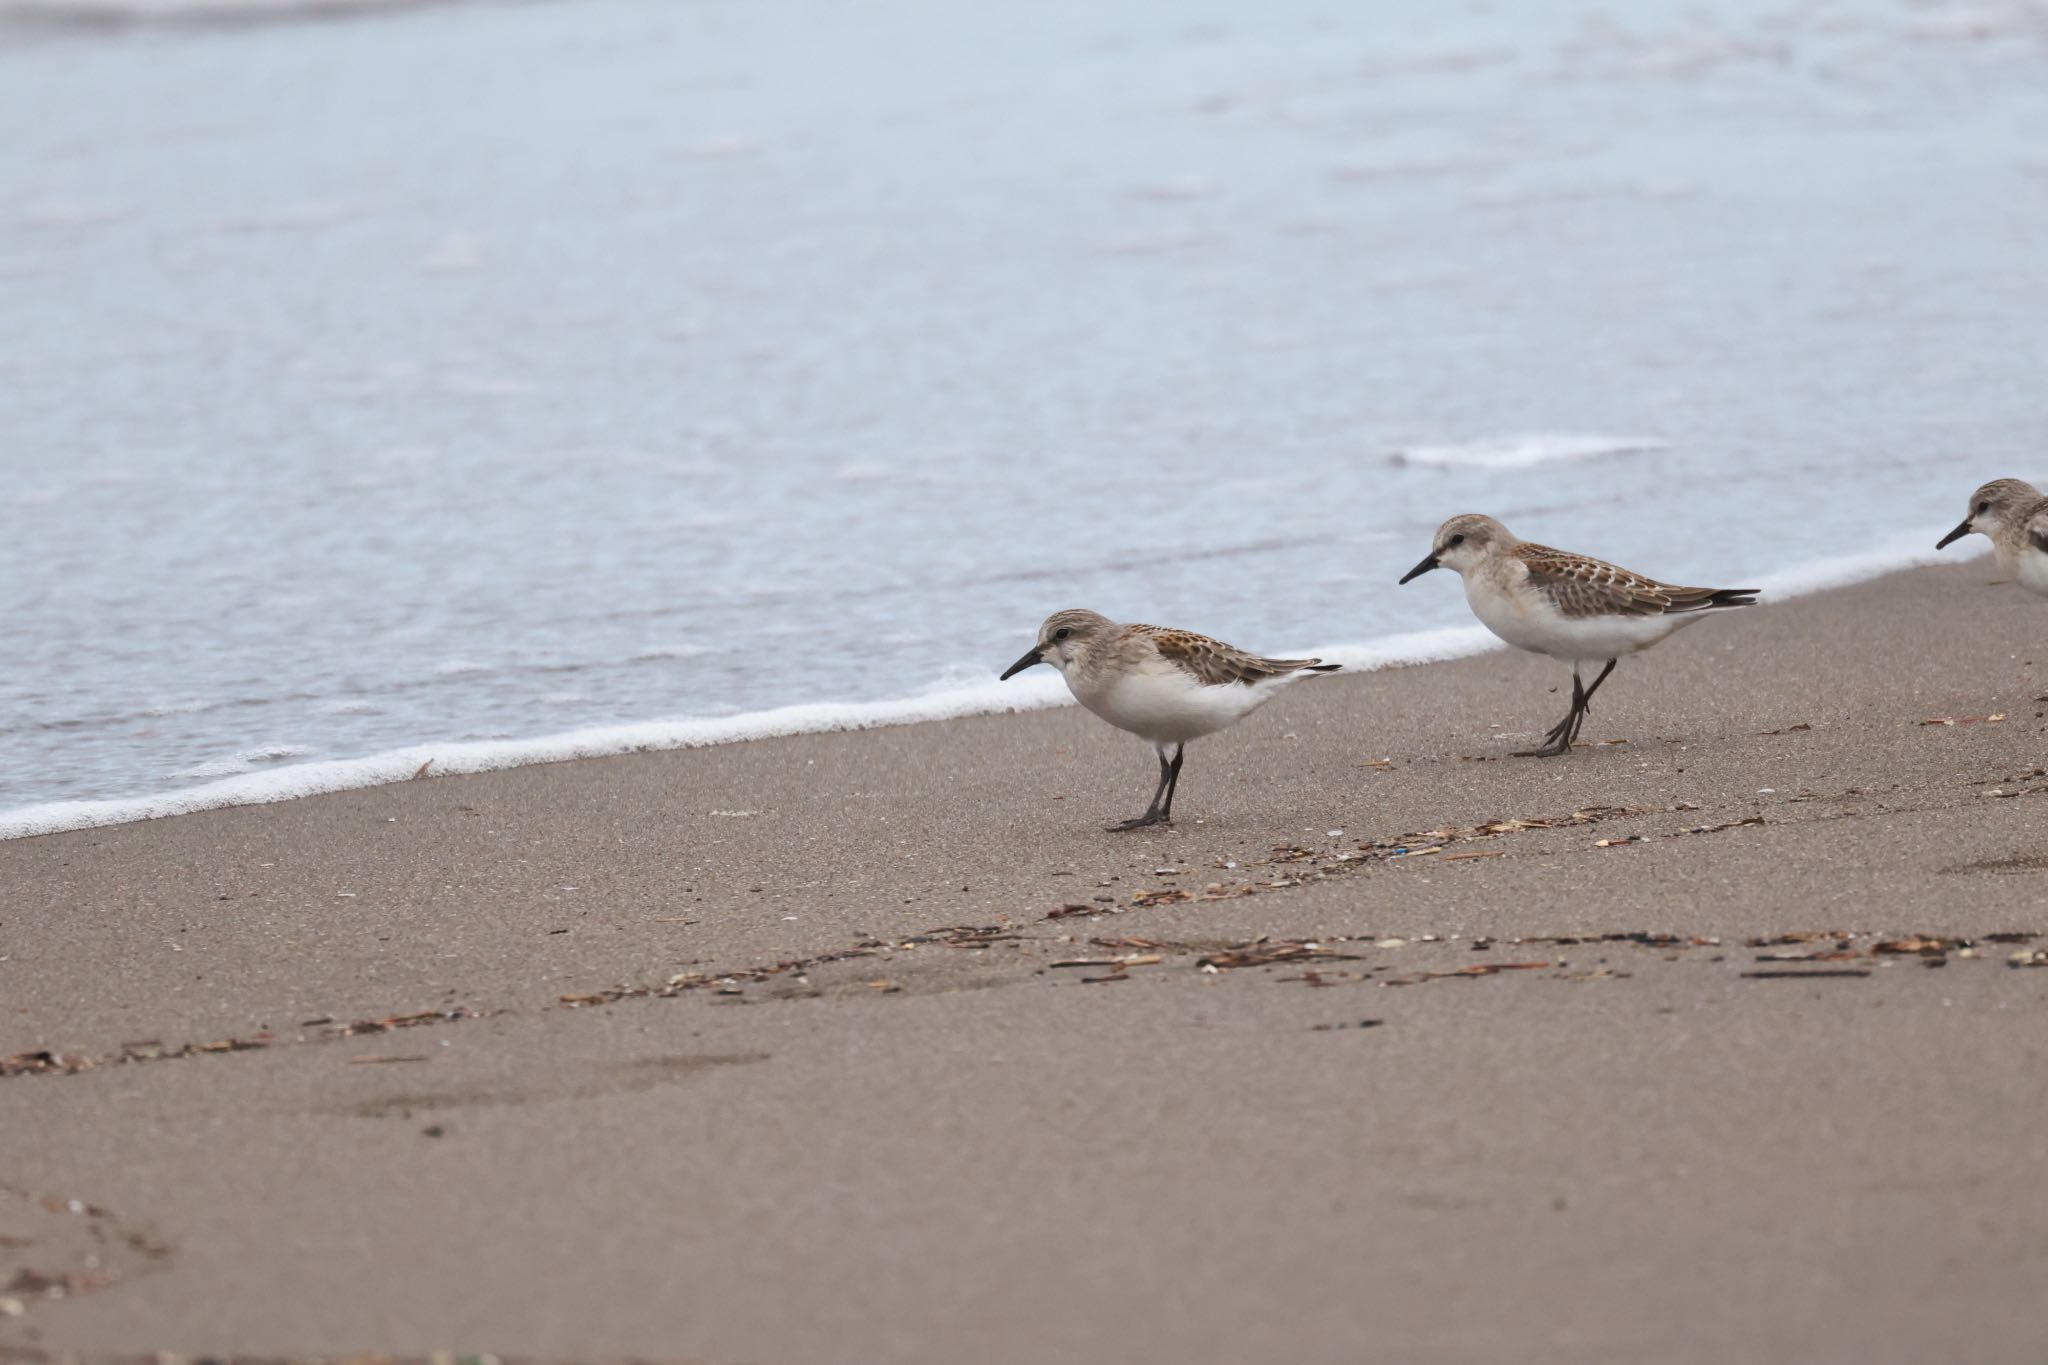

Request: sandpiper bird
left=999, top=609, right=1339, bottom=830
left=1399, top=514, right=1758, bottom=757
left=1936, top=478, right=2048, bottom=598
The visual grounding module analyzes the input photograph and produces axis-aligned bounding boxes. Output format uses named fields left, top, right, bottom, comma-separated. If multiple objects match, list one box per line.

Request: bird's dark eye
left=1447, top=533, right=1465, bottom=548
left=1975, top=501, right=1990, bottom=515
left=1053, top=627, right=1071, bottom=641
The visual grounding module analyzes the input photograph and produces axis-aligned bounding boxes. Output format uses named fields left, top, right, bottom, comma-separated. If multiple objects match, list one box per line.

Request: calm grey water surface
left=2, top=0, right=2044, bottom=807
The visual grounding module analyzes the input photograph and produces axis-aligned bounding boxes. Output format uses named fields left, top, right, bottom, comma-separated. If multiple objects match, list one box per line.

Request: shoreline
left=6, top=559, right=2046, bottom=1363
left=0, top=533, right=1957, bottom=842
left=4, top=555, right=2041, bottom=1060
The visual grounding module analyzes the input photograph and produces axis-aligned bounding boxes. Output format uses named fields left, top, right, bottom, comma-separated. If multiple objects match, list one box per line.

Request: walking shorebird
left=1936, top=478, right=2048, bottom=598
left=1399, top=514, right=1759, bottom=756
left=999, top=609, right=1339, bottom=830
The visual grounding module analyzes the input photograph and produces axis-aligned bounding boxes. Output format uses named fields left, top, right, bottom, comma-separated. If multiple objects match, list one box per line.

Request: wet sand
left=4, top=561, right=2047, bottom=1363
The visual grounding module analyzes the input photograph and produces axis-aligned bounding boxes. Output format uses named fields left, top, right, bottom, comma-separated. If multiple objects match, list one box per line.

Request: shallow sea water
left=1, top=0, right=2044, bottom=822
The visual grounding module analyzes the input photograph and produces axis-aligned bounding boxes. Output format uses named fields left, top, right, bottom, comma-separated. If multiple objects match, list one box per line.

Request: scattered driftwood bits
left=1196, top=940, right=1364, bottom=971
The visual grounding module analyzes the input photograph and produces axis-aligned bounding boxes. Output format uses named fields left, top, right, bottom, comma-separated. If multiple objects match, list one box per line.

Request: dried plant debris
left=902, top=924, right=1023, bottom=948
left=1681, top=815, right=1765, bottom=836
left=1279, top=969, right=1373, bottom=986
left=1369, top=805, right=1641, bottom=857
left=1946, top=850, right=2048, bottom=872
left=1263, top=802, right=1770, bottom=886
left=1754, top=949, right=1861, bottom=962
left=562, top=945, right=883, bottom=1007
left=1731, top=930, right=2038, bottom=967
left=563, top=924, right=1029, bottom=1007
left=1511, top=931, right=1718, bottom=949
left=0, top=1007, right=485, bottom=1081
left=1382, top=962, right=1553, bottom=987
left=1870, top=936, right=1958, bottom=956
left=1196, top=939, right=1366, bottom=971
left=1741, top=969, right=1873, bottom=980
left=566, top=912, right=2047, bottom=1014
left=1590, top=814, right=1766, bottom=846
left=1920, top=713, right=2006, bottom=725
left=1049, top=883, right=1264, bottom=916
left=1044, top=902, right=1100, bottom=920
left=2010, top=948, right=2048, bottom=968
left=1048, top=948, right=1166, bottom=984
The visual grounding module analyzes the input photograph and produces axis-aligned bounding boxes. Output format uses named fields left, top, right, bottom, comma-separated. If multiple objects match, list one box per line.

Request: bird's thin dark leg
left=1578, top=658, right=1618, bottom=710
left=1515, top=668, right=1585, bottom=758
left=1108, top=746, right=1175, bottom=832
left=1565, top=658, right=1619, bottom=747
left=1158, top=744, right=1186, bottom=821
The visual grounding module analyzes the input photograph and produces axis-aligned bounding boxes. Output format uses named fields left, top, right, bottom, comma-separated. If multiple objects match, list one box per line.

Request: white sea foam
left=1391, top=434, right=1667, bottom=470
left=143, top=698, right=214, bottom=718
left=174, top=744, right=317, bottom=780
left=0, top=536, right=1969, bottom=844
left=316, top=699, right=383, bottom=716
left=1303, top=626, right=1498, bottom=672
left=0, top=630, right=1496, bottom=840
left=0, top=673, right=1064, bottom=840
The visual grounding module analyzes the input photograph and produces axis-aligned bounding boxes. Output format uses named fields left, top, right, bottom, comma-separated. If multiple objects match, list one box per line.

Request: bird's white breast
left=1063, top=658, right=1287, bottom=746
left=1462, top=570, right=1689, bottom=664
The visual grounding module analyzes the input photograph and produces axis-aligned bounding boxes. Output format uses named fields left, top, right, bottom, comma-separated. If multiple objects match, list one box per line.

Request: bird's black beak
left=1935, top=519, right=1973, bottom=550
left=1398, top=553, right=1440, bottom=585
left=999, top=647, right=1046, bottom=681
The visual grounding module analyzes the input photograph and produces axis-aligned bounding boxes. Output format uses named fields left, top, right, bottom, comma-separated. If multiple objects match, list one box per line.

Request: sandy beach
left=4, top=559, right=2047, bottom=1363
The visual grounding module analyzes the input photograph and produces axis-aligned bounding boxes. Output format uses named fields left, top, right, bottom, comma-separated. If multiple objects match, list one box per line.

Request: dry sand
left=4, top=561, right=2047, bottom=1363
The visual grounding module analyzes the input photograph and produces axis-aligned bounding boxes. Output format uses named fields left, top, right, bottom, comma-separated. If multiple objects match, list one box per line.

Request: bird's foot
left=1107, top=812, right=1170, bottom=832
left=1512, top=718, right=1578, bottom=758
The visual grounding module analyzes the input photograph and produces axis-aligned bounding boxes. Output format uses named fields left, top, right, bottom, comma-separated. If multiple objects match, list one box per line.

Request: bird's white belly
left=1465, top=579, right=1685, bottom=663
left=1069, top=667, right=1274, bottom=746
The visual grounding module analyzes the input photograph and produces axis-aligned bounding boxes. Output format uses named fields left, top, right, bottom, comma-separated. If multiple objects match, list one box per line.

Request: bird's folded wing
left=2027, top=498, right=2048, bottom=555
left=1140, top=627, right=1318, bottom=686
left=1518, top=546, right=1712, bottom=618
